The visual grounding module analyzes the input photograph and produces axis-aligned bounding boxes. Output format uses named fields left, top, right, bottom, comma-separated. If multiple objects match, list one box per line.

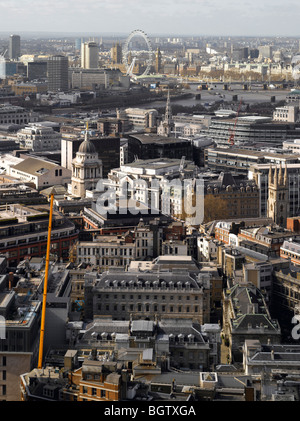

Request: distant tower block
left=81, top=41, right=99, bottom=69
left=9, top=34, right=20, bottom=60
left=47, top=55, right=69, bottom=92
left=267, top=162, right=289, bottom=227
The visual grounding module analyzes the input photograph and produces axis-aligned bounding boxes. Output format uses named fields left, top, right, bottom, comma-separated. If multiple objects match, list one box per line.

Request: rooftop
left=11, top=156, right=59, bottom=176
left=129, top=133, right=191, bottom=145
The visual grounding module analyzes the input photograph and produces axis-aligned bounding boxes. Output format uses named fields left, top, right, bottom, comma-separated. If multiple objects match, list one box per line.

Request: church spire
left=278, top=161, right=283, bottom=185
left=164, top=88, right=172, bottom=126
left=268, top=163, right=273, bottom=185
left=273, top=165, right=278, bottom=187
left=284, top=161, right=288, bottom=186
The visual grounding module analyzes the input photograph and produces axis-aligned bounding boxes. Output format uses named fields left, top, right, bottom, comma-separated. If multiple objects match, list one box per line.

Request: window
left=101, top=390, right=106, bottom=398
left=92, top=388, right=97, bottom=396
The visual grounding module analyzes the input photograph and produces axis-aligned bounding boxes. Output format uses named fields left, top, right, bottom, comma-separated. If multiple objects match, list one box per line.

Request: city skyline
left=0, top=0, right=300, bottom=37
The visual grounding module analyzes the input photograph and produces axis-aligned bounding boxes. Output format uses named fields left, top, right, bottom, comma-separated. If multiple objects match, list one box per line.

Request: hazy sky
left=0, top=0, right=300, bottom=37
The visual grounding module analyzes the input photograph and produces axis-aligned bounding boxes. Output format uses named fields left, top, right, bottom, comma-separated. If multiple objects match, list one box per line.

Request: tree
left=204, top=194, right=229, bottom=223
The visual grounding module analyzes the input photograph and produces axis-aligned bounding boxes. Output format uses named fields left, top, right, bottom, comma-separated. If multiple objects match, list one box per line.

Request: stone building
left=272, top=266, right=300, bottom=328
left=204, top=171, right=260, bottom=220
left=267, top=163, right=289, bottom=227
left=222, top=283, right=281, bottom=363
left=69, top=317, right=221, bottom=372
left=84, top=265, right=211, bottom=325
left=75, top=220, right=160, bottom=270
left=69, top=128, right=103, bottom=198
left=17, top=124, right=61, bottom=151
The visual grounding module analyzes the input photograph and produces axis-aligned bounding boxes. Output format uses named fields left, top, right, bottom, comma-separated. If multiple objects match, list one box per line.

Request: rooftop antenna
left=37, top=189, right=55, bottom=369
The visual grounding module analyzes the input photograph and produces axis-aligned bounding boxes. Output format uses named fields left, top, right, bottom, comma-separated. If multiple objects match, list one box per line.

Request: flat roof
left=207, top=147, right=299, bottom=159
left=129, top=134, right=190, bottom=144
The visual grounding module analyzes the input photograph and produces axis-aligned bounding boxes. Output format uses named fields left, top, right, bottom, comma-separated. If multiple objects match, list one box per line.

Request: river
left=143, top=82, right=291, bottom=110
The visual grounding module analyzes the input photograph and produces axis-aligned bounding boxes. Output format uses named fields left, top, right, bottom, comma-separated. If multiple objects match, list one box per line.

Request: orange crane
left=228, top=98, right=243, bottom=146
left=37, top=191, right=54, bottom=369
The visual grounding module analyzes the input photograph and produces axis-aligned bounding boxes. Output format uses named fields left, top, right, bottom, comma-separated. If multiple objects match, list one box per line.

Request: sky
left=0, top=0, right=300, bottom=37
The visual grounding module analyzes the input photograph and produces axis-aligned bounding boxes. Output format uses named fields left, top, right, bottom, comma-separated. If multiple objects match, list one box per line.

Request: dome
left=78, top=139, right=96, bottom=154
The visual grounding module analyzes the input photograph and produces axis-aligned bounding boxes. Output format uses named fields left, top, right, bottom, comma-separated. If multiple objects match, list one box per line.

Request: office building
left=61, top=135, right=120, bottom=178
left=81, top=41, right=99, bottom=69
left=206, top=116, right=300, bottom=147
left=0, top=104, right=31, bottom=126
left=222, top=284, right=281, bottom=363
left=9, top=156, right=71, bottom=190
left=84, top=261, right=211, bottom=324
left=70, top=68, right=128, bottom=90
left=243, top=340, right=300, bottom=378
left=105, top=158, right=199, bottom=218
left=258, top=45, right=273, bottom=59
left=117, top=108, right=158, bottom=131
left=205, top=146, right=300, bottom=175
left=8, top=35, right=20, bottom=60
left=204, top=171, right=260, bottom=220
left=0, top=204, right=78, bottom=265
left=127, top=134, right=193, bottom=163
left=47, top=55, right=69, bottom=92
left=273, top=105, right=300, bottom=123
left=17, top=124, right=61, bottom=151
left=27, top=61, right=47, bottom=81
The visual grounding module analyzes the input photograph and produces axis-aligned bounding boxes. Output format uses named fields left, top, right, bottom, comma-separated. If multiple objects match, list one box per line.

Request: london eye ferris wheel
left=122, top=29, right=153, bottom=78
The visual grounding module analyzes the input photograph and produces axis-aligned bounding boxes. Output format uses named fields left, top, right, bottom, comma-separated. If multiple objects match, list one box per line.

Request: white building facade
left=17, top=124, right=61, bottom=151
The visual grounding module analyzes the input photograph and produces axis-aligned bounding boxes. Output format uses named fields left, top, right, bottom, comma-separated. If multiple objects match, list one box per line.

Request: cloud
left=0, top=0, right=300, bottom=35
